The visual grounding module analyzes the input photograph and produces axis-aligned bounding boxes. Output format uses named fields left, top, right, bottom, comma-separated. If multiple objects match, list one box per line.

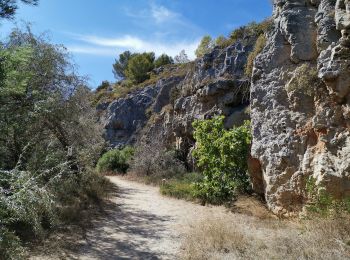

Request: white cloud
left=124, top=3, right=179, bottom=24
left=66, top=46, right=116, bottom=56
left=69, top=34, right=200, bottom=59
left=151, top=4, right=178, bottom=23
left=76, top=35, right=145, bottom=49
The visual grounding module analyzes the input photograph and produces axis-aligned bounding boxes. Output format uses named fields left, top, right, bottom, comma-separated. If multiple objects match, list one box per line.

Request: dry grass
left=180, top=214, right=350, bottom=260
left=285, top=64, right=320, bottom=97
left=245, top=34, right=267, bottom=77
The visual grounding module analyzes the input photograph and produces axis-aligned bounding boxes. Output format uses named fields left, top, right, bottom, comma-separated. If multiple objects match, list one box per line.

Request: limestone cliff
left=101, top=41, right=252, bottom=160
left=250, top=0, right=350, bottom=215
left=100, top=0, right=350, bottom=215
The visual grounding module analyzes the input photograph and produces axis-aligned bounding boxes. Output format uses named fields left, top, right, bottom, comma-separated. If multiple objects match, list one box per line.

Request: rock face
left=251, top=0, right=350, bottom=215
left=103, top=85, right=160, bottom=147
left=101, top=42, right=252, bottom=160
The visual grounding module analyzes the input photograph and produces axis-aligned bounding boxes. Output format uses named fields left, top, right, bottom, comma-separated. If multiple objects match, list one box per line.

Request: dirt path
left=30, top=176, right=271, bottom=260
left=30, top=176, right=350, bottom=260
left=75, top=176, right=239, bottom=260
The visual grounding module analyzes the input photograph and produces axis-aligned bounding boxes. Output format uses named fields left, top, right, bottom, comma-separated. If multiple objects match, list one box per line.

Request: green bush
left=192, top=117, right=252, bottom=204
left=306, top=177, right=350, bottom=217
left=124, top=52, right=155, bottom=84
left=0, top=227, right=24, bottom=260
left=195, top=35, right=214, bottom=58
left=0, top=27, right=110, bottom=258
left=96, top=146, right=135, bottom=174
left=160, top=172, right=203, bottom=201
left=154, top=54, right=174, bottom=68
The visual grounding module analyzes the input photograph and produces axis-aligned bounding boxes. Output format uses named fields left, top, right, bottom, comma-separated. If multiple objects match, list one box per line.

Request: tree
left=0, top=27, right=106, bottom=257
left=174, top=50, right=189, bottom=64
left=125, top=52, right=155, bottom=84
left=154, top=53, right=174, bottom=68
left=0, top=0, right=38, bottom=19
left=195, top=35, right=214, bottom=58
left=96, top=80, right=111, bottom=92
left=112, top=51, right=134, bottom=80
left=215, top=35, right=229, bottom=48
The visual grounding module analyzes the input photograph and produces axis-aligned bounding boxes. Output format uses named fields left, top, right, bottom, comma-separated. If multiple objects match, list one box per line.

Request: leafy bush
left=192, top=117, right=252, bottom=204
left=0, top=226, right=24, bottom=260
left=96, top=146, right=135, bottom=174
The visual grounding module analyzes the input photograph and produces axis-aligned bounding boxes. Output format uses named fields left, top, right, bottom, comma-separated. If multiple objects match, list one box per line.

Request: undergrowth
left=160, top=172, right=203, bottom=201
left=305, top=176, right=350, bottom=217
left=285, top=64, right=321, bottom=97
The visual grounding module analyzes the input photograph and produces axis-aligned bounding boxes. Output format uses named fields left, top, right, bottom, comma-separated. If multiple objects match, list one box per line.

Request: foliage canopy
left=0, top=27, right=106, bottom=258
left=192, top=117, right=252, bottom=204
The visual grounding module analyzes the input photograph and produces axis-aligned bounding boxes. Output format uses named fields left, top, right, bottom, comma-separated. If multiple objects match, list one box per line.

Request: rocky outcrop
left=101, top=41, right=253, bottom=162
left=103, top=85, right=159, bottom=147
left=251, top=0, right=350, bottom=215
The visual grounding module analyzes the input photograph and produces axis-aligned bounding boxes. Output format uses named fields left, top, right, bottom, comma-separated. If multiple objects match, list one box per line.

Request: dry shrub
left=181, top=215, right=350, bottom=260
left=129, top=140, right=186, bottom=184
left=181, top=217, right=249, bottom=260
left=245, top=34, right=267, bottom=77
left=286, top=64, right=321, bottom=97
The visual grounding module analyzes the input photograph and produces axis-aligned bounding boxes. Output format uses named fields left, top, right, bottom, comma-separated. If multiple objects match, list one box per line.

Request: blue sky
left=1, top=0, right=272, bottom=88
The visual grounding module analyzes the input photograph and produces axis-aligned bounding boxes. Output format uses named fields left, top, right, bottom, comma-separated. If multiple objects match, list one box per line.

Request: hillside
left=1, top=0, right=350, bottom=259
left=98, top=0, right=350, bottom=216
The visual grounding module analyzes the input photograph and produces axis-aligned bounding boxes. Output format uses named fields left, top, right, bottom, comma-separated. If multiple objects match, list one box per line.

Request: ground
left=30, top=176, right=256, bottom=259
left=29, top=176, right=350, bottom=260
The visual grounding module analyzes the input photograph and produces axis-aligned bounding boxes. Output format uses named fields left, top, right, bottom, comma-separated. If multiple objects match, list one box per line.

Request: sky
left=1, top=0, right=272, bottom=88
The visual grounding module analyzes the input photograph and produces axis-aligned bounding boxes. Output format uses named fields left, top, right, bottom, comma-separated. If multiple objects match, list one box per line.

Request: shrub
left=96, top=146, right=135, bottom=174
left=160, top=172, right=203, bottom=201
left=0, top=227, right=24, bottom=260
left=130, top=141, right=186, bottom=182
left=230, top=19, right=272, bottom=43
left=195, top=35, right=214, bottom=58
left=0, top=27, right=109, bottom=258
left=214, top=35, right=232, bottom=48
left=192, top=117, right=252, bottom=204
left=160, top=181, right=195, bottom=200
left=305, top=176, right=350, bottom=217
left=154, top=54, right=174, bottom=68
left=245, top=34, right=266, bottom=77
left=125, top=52, right=155, bottom=84
left=285, top=64, right=320, bottom=97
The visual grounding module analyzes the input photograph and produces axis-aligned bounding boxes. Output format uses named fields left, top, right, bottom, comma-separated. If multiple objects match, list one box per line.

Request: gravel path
left=77, top=176, right=234, bottom=260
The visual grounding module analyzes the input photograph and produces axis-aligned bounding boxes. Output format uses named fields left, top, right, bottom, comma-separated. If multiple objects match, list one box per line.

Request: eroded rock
left=251, top=0, right=350, bottom=215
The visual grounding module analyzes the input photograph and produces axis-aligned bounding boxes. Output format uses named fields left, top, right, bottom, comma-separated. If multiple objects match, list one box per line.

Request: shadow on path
left=79, top=183, right=172, bottom=260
